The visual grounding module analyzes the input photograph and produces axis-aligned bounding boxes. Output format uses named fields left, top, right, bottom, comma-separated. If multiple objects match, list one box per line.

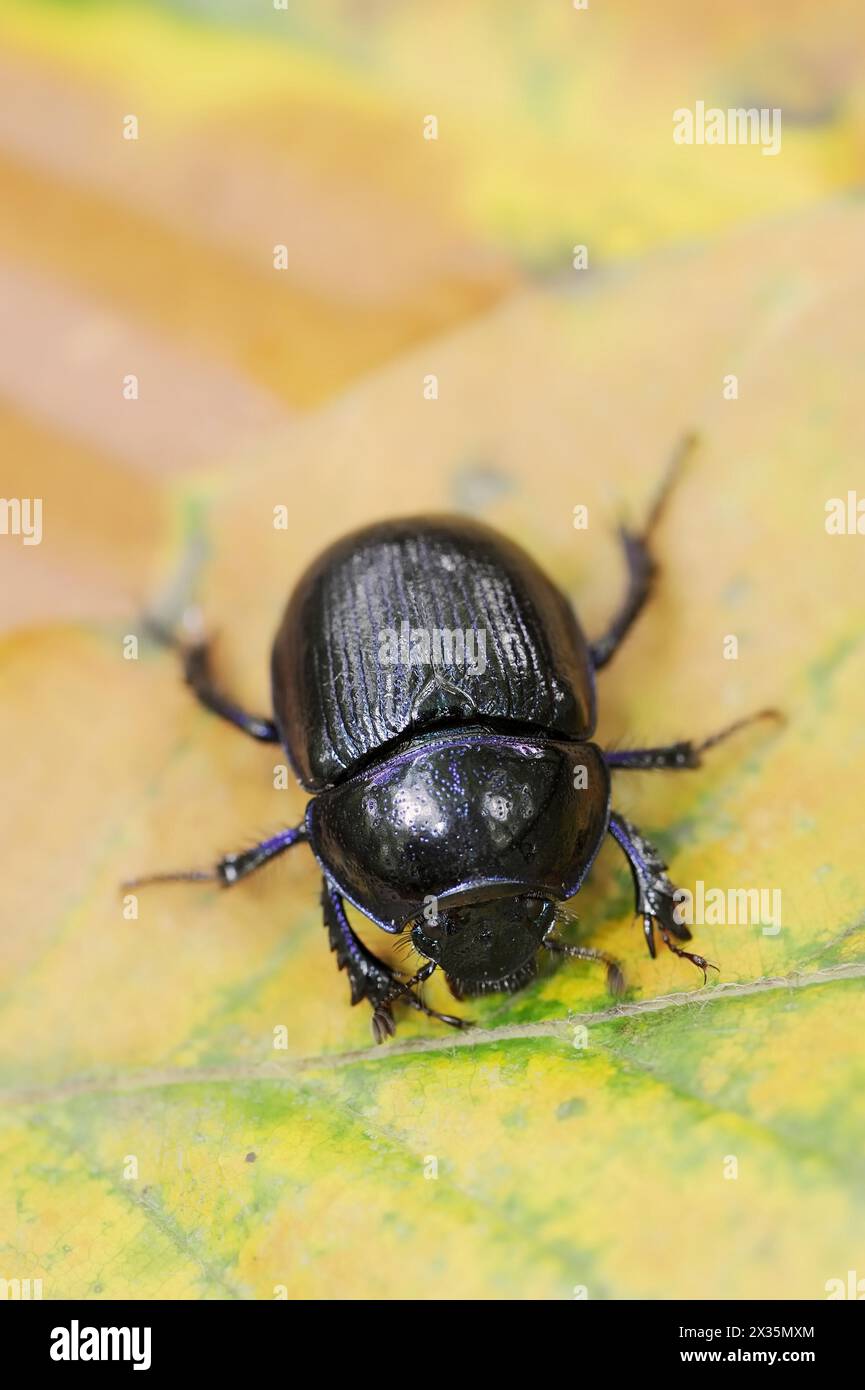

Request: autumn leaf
left=2, top=191, right=865, bottom=1298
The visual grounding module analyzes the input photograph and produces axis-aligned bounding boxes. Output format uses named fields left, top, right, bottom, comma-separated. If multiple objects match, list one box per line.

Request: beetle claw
left=371, top=1006, right=397, bottom=1044
left=606, top=961, right=626, bottom=997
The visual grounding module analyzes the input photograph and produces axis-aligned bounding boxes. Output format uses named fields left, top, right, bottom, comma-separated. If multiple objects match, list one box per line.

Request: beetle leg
left=543, top=938, right=625, bottom=995
left=122, top=826, right=306, bottom=890
left=589, top=433, right=695, bottom=670
left=608, top=811, right=694, bottom=948
left=321, top=882, right=468, bottom=1042
left=146, top=616, right=280, bottom=743
left=372, top=961, right=471, bottom=1036
left=605, top=708, right=783, bottom=770
left=656, top=924, right=718, bottom=986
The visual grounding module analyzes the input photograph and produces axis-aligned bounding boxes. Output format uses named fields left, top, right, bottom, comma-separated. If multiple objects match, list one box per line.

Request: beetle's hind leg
left=145, top=614, right=280, bottom=743
left=608, top=811, right=718, bottom=984
left=589, top=433, right=696, bottom=671
left=322, top=882, right=469, bottom=1043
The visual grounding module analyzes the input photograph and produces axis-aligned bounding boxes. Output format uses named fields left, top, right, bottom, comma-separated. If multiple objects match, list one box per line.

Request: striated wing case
left=272, top=515, right=596, bottom=790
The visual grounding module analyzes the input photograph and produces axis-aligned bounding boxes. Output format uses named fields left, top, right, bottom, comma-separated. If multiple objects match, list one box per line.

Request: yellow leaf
left=2, top=198, right=865, bottom=1300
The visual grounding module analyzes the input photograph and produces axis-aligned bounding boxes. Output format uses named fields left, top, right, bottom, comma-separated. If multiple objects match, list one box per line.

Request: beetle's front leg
left=321, top=882, right=467, bottom=1042
left=608, top=812, right=718, bottom=983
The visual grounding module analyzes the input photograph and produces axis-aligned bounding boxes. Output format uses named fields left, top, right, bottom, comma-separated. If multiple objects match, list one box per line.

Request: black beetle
left=129, top=438, right=777, bottom=1041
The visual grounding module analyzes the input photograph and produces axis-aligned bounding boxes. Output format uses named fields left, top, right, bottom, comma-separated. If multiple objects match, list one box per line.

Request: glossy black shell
left=307, top=729, right=610, bottom=931
left=272, top=516, right=596, bottom=791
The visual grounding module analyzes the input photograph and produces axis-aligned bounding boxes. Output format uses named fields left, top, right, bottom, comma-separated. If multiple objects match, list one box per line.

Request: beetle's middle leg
left=589, top=433, right=695, bottom=671
left=123, top=826, right=306, bottom=890
left=604, top=708, right=783, bottom=771
left=608, top=811, right=718, bottom=983
left=322, top=881, right=468, bottom=1042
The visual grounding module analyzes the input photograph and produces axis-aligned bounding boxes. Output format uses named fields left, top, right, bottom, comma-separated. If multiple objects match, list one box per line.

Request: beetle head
left=410, top=894, right=556, bottom=997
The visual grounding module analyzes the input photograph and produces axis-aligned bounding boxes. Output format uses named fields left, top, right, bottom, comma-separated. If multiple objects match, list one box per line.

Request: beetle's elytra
left=130, top=438, right=777, bottom=1042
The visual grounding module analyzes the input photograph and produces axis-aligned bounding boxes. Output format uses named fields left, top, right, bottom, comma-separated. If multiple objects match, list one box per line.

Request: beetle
left=129, top=437, right=777, bottom=1041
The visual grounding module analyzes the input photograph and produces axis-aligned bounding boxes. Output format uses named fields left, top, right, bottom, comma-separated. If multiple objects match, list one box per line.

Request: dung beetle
left=129, top=437, right=777, bottom=1041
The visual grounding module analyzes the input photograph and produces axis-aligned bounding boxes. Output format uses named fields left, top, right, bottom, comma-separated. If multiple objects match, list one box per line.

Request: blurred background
left=3, top=0, right=865, bottom=629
